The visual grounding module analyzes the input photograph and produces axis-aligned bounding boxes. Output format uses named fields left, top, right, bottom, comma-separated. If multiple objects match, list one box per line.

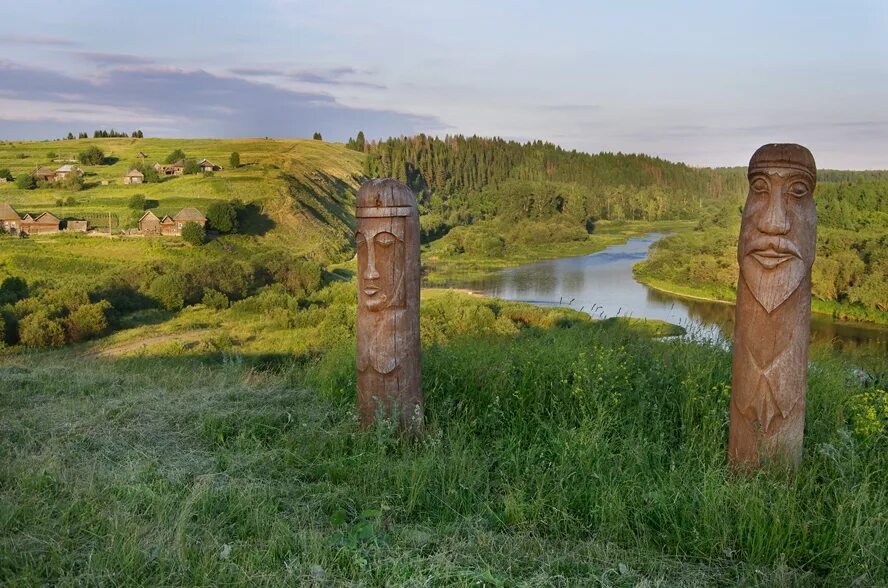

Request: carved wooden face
left=739, top=168, right=816, bottom=313
left=356, top=217, right=406, bottom=312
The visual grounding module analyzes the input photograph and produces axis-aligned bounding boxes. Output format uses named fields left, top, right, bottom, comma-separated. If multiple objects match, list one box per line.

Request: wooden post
left=355, top=179, right=423, bottom=433
left=728, top=144, right=817, bottom=469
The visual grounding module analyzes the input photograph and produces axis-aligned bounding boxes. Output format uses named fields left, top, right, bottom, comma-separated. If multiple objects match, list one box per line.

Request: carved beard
left=740, top=254, right=807, bottom=314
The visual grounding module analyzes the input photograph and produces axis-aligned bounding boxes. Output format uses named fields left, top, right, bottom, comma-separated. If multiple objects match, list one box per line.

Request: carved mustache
left=744, top=235, right=802, bottom=259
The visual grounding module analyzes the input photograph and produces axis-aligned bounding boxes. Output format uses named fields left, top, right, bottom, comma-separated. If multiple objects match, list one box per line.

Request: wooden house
left=160, top=215, right=177, bottom=235
left=21, top=211, right=61, bottom=235
left=173, top=207, right=207, bottom=234
left=153, top=161, right=186, bottom=176
left=54, top=165, right=82, bottom=180
left=66, top=220, right=89, bottom=233
left=0, top=203, right=22, bottom=234
left=31, top=166, right=57, bottom=183
left=198, top=159, right=221, bottom=173
left=123, top=169, right=145, bottom=185
left=138, top=211, right=161, bottom=235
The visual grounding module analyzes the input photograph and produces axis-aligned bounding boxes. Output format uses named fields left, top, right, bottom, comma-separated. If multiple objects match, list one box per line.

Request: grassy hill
left=0, top=137, right=364, bottom=269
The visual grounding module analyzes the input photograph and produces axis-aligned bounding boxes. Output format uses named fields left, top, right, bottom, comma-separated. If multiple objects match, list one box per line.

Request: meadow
left=1, top=287, right=886, bottom=586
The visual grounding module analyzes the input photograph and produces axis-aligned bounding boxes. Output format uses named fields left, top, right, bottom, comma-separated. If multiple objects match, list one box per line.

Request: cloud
left=0, top=61, right=439, bottom=140
left=228, top=67, right=285, bottom=76
left=0, top=34, right=77, bottom=46
left=71, top=51, right=154, bottom=66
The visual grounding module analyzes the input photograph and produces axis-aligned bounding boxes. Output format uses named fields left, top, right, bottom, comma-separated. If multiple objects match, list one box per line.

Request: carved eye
left=376, top=233, right=396, bottom=247
left=751, top=178, right=769, bottom=193
left=356, top=233, right=367, bottom=248
left=788, top=181, right=809, bottom=198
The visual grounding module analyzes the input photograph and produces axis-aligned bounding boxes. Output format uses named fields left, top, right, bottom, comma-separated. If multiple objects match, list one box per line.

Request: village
left=0, top=152, right=222, bottom=237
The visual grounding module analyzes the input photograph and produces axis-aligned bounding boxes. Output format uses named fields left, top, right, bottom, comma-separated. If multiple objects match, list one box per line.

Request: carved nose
left=364, top=265, right=380, bottom=280
left=758, top=193, right=790, bottom=235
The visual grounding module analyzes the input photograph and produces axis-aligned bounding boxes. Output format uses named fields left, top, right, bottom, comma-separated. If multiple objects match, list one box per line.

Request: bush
left=202, top=288, right=230, bottom=310
left=165, top=149, right=186, bottom=164
left=206, top=201, right=239, bottom=233
left=78, top=145, right=105, bottom=165
left=0, top=168, right=14, bottom=181
left=229, top=152, right=240, bottom=168
left=183, top=159, right=200, bottom=175
left=312, top=132, right=322, bottom=140
left=66, top=301, right=111, bottom=343
left=149, top=274, right=188, bottom=311
left=47, top=151, right=57, bottom=160
left=128, top=194, right=147, bottom=210
left=19, top=312, right=66, bottom=348
left=0, top=277, right=28, bottom=305
left=15, top=174, right=36, bottom=190
left=181, top=222, right=206, bottom=245
left=253, top=252, right=322, bottom=296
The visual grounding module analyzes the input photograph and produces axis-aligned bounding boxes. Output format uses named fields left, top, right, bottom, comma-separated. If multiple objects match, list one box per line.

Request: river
left=448, top=233, right=888, bottom=353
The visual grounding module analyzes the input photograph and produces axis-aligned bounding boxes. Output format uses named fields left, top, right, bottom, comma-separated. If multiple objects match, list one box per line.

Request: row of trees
left=62, top=130, right=145, bottom=140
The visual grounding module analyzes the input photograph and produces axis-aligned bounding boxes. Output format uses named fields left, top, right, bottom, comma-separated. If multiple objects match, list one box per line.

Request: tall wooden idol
left=728, top=144, right=817, bottom=469
left=355, top=179, right=423, bottom=433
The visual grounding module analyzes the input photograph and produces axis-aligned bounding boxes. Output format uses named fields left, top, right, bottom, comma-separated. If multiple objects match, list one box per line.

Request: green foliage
left=66, top=301, right=111, bottom=343
left=229, top=151, right=240, bottom=168
left=183, top=159, right=201, bottom=175
left=181, top=222, right=206, bottom=246
left=0, top=168, right=12, bottom=181
left=15, top=174, right=36, bottom=190
left=56, top=174, right=84, bottom=192
left=78, top=145, right=106, bottom=165
left=18, top=311, right=66, bottom=348
left=149, top=274, right=188, bottom=311
left=165, top=149, right=186, bottom=164
left=206, top=201, right=238, bottom=233
left=0, top=277, right=28, bottom=305
left=127, top=194, right=147, bottom=211
left=252, top=252, right=322, bottom=296
left=46, top=151, right=57, bottom=160
left=202, top=288, right=230, bottom=310
left=312, top=132, right=322, bottom=140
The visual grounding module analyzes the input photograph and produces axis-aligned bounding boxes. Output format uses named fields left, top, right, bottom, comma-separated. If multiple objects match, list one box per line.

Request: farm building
left=153, top=161, right=185, bottom=176
left=31, top=166, right=56, bottom=182
left=173, top=208, right=207, bottom=233
left=160, top=215, right=177, bottom=236
left=198, top=159, right=222, bottom=173
left=66, top=220, right=89, bottom=232
left=138, top=211, right=161, bottom=235
left=0, top=203, right=22, bottom=233
left=123, top=169, right=145, bottom=185
left=55, top=165, right=82, bottom=180
left=21, top=211, right=61, bottom=235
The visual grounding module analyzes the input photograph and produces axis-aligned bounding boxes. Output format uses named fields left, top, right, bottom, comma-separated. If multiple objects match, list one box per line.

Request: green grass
left=1, top=288, right=886, bottom=586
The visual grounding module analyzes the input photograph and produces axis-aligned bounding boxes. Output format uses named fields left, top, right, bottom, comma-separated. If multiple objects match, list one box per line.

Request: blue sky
left=1, top=0, right=886, bottom=168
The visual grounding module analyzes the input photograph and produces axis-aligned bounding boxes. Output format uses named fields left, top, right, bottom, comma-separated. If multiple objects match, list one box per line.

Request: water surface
left=448, top=234, right=888, bottom=353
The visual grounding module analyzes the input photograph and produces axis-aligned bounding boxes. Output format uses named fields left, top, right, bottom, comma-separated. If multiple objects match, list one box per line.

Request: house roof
left=55, top=164, right=78, bottom=173
left=160, top=215, right=175, bottom=224
left=170, top=160, right=186, bottom=168
left=173, top=207, right=206, bottom=222
left=0, top=203, right=21, bottom=221
left=33, top=212, right=61, bottom=224
left=126, top=169, right=145, bottom=178
left=138, top=210, right=159, bottom=223
left=21, top=214, right=35, bottom=222
left=198, top=159, right=219, bottom=167
left=32, top=166, right=55, bottom=177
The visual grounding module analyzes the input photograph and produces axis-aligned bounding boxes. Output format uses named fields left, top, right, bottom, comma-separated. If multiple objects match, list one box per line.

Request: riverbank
left=423, top=219, right=694, bottom=285
left=634, top=272, right=888, bottom=327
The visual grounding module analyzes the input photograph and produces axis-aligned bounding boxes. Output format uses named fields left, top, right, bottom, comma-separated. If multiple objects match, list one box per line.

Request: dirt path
left=83, top=329, right=212, bottom=359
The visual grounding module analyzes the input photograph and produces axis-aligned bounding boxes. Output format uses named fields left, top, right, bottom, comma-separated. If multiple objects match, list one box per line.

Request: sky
left=1, top=0, right=886, bottom=168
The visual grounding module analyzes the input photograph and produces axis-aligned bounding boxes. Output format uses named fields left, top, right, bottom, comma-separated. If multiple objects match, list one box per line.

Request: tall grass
left=2, top=302, right=885, bottom=585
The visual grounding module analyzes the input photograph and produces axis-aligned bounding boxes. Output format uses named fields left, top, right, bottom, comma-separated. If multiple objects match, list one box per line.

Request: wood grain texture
left=729, top=144, right=817, bottom=469
left=355, top=179, right=423, bottom=433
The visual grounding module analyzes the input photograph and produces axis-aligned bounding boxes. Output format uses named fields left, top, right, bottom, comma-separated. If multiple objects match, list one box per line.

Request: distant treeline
left=61, top=130, right=145, bottom=140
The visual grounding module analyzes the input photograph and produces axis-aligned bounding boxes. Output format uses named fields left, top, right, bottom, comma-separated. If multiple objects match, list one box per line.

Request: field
left=1, top=289, right=886, bottom=586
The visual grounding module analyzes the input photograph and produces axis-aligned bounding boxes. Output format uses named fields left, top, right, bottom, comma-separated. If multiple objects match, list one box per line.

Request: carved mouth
left=750, top=248, right=797, bottom=269
left=363, top=286, right=380, bottom=296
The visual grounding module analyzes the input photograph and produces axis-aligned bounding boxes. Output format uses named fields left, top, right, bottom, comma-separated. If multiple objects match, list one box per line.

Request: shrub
left=16, top=153, right=28, bottom=159
left=19, top=312, right=66, bottom=348
left=0, top=168, right=14, bottom=181
left=181, top=222, right=206, bottom=245
left=202, top=288, right=230, bottom=310
left=67, top=301, right=111, bottom=343
left=183, top=159, right=200, bottom=175
left=0, top=313, right=5, bottom=348
left=128, top=194, right=147, bottom=210
left=15, top=174, right=36, bottom=190
left=149, top=274, right=188, bottom=311
left=253, top=252, right=322, bottom=296
left=229, top=152, right=240, bottom=168
left=313, top=132, right=322, bottom=140
left=78, top=145, right=105, bottom=165
left=0, top=277, right=28, bottom=305
left=206, top=201, right=238, bottom=233
left=47, top=151, right=57, bottom=160
left=165, top=149, right=186, bottom=164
